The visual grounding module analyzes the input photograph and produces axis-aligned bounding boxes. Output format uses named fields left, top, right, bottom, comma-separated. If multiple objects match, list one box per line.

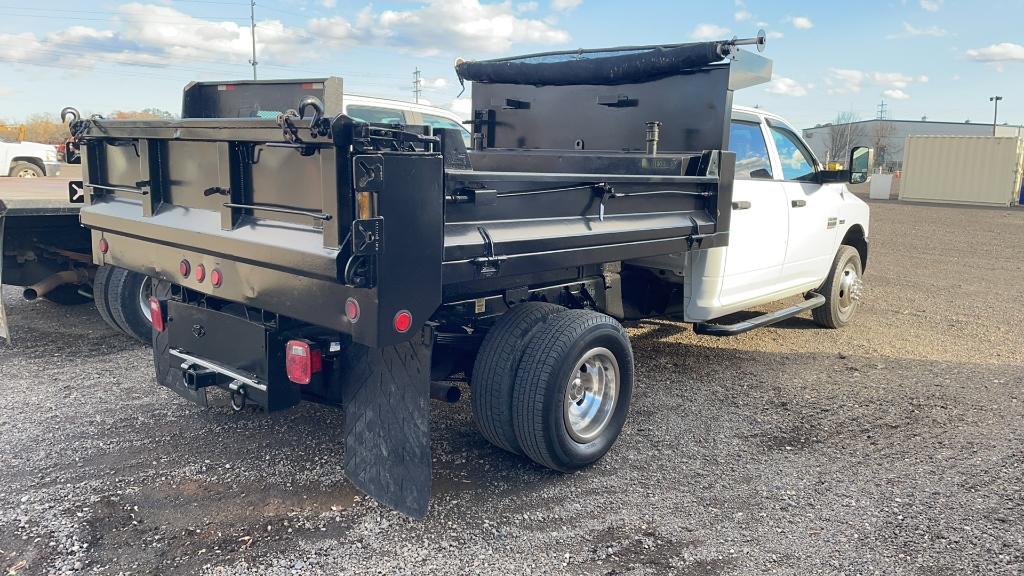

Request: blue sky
left=1, top=0, right=1021, bottom=129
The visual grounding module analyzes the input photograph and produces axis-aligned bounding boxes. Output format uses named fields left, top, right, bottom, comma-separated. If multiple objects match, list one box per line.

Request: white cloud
left=920, top=0, right=942, bottom=12
left=883, top=89, right=911, bottom=100
left=766, top=30, right=784, bottom=39
left=690, top=23, right=730, bottom=41
left=309, top=0, right=570, bottom=55
left=966, top=43, right=1024, bottom=63
left=450, top=97, right=472, bottom=119
left=871, top=72, right=914, bottom=89
left=517, top=1, right=539, bottom=12
left=423, top=77, right=448, bottom=89
left=827, top=68, right=867, bottom=93
left=786, top=16, right=813, bottom=30
left=551, top=0, right=582, bottom=10
left=765, top=76, right=807, bottom=97
left=321, top=0, right=337, bottom=7
left=887, top=22, right=948, bottom=39
left=734, top=9, right=752, bottom=21
left=917, top=75, right=929, bottom=82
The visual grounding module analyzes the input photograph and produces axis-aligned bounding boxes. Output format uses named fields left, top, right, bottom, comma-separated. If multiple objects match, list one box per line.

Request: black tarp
left=455, top=42, right=725, bottom=86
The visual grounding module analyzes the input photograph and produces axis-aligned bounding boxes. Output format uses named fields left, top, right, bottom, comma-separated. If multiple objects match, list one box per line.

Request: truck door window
left=769, top=126, right=816, bottom=181
left=728, top=121, right=773, bottom=179
left=421, top=113, right=472, bottom=147
left=347, top=105, right=407, bottom=125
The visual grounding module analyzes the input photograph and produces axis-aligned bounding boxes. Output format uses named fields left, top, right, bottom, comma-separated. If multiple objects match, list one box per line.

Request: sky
left=0, top=0, right=1022, bottom=130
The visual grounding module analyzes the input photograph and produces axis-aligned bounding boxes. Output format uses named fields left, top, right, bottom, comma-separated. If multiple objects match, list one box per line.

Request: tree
left=871, top=121, right=896, bottom=172
left=825, top=111, right=865, bottom=164
left=109, top=108, right=177, bottom=120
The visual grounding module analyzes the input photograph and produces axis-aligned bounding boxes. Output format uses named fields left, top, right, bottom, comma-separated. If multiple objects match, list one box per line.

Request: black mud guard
left=340, top=325, right=433, bottom=518
left=0, top=202, right=8, bottom=342
left=152, top=280, right=210, bottom=408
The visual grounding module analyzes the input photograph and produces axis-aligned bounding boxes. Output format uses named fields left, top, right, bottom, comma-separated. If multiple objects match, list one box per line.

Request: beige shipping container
left=899, top=136, right=1023, bottom=206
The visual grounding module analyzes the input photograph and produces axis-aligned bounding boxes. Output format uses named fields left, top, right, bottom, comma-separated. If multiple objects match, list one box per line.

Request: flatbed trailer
left=63, top=36, right=784, bottom=516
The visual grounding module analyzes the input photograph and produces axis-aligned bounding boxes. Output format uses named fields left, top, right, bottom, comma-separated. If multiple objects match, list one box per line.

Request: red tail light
left=286, top=340, right=322, bottom=385
left=393, top=310, right=412, bottom=333
left=179, top=259, right=191, bottom=277
left=345, top=298, right=360, bottom=323
left=210, top=268, right=223, bottom=288
left=194, top=264, right=206, bottom=283
left=98, top=238, right=109, bottom=254
left=149, top=297, right=165, bottom=332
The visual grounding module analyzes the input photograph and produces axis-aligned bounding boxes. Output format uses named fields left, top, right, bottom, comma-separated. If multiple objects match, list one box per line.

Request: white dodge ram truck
left=635, top=105, right=870, bottom=331
left=0, top=138, right=60, bottom=177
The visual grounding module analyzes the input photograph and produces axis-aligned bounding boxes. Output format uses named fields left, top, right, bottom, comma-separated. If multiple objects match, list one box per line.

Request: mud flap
left=0, top=204, right=9, bottom=342
left=151, top=280, right=209, bottom=407
left=340, top=326, right=433, bottom=518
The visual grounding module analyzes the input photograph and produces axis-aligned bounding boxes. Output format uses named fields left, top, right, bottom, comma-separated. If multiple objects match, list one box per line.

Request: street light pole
left=249, top=0, right=258, bottom=80
left=989, top=96, right=1002, bottom=137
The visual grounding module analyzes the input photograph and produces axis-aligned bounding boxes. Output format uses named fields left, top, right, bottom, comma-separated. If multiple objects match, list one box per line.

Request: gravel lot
left=1, top=200, right=1022, bottom=575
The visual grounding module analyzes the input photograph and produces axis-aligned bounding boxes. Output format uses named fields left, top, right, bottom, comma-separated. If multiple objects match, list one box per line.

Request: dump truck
left=59, top=33, right=871, bottom=517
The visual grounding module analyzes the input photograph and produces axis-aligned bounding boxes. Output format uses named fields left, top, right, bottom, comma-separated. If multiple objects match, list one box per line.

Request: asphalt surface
left=1, top=200, right=1022, bottom=575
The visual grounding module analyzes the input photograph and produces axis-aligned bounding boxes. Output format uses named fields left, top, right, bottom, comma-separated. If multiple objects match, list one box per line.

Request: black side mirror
left=849, top=146, right=873, bottom=184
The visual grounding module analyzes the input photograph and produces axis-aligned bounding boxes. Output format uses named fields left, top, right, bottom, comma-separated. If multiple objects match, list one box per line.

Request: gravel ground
left=1, top=200, right=1022, bottom=575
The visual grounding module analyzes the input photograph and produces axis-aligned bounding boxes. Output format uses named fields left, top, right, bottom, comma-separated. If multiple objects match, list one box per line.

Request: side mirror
left=849, top=146, right=873, bottom=184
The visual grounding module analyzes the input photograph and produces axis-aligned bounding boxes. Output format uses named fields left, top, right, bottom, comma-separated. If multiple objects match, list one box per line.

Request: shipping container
left=899, top=136, right=1023, bottom=206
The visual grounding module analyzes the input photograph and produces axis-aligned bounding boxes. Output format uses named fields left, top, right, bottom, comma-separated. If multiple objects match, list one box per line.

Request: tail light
left=393, top=310, right=413, bottom=333
left=286, top=340, right=322, bottom=385
left=98, top=238, right=109, bottom=254
left=194, top=264, right=206, bottom=283
left=210, top=268, right=223, bottom=288
left=345, top=298, right=360, bottom=323
left=179, top=259, right=191, bottom=278
left=149, top=297, right=165, bottom=332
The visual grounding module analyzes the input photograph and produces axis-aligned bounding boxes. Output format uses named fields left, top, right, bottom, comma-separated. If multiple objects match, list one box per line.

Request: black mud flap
left=340, top=327, right=432, bottom=518
left=151, top=280, right=210, bottom=407
left=0, top=204, right=8, bottom=342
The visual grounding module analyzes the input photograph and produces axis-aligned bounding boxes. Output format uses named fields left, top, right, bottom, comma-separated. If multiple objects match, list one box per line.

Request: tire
left=471, top=302, right=564, bottom=455
left=43, top=284, right=91, bottom=306
left=108, top=268, right=154, bottom=344
left=92, top=265, right=124, bottom=333
left=9, top=162, right=43, bottom=178
left=512, top=309, right=634, bottom=472
left=812, top=245, right=864, bottom=329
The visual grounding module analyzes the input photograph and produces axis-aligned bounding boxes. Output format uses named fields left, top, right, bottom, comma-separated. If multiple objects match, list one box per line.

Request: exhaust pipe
left=23, top=269, right=88, bottom=301
left=430, top=382, right=462, bottom=404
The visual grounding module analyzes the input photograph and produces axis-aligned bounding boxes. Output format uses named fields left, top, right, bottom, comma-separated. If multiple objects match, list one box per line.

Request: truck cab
left=687, top=106, right=869, bottom=322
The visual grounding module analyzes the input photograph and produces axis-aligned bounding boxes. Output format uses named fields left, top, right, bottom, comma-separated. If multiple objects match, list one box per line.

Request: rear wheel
left=512, top=309, right=633, bottom=472
left=471, top=301, right=564, bottom=455
left=92, top=265, right=123, bottom=333
left=813, top=245, right=864, bottom=329
left=108, top=268, right=154, bottom=344
left=9, top=162, right=43, bottom=178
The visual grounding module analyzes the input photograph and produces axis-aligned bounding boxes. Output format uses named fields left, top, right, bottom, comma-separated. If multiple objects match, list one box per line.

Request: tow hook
left=229, top=383, right=247, bottom=412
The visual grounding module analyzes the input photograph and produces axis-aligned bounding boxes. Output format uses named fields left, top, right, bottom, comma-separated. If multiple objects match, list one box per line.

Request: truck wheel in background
left=108, top=268, right=155, bottom=344
left=471, top=301, right=564, bottom=455
left=813, top=245, right=864, bottom=329
left=42, top=284, right=91, bottom=306
left=512, top=309, right=634, bottom=472
left=93, top=265, right=124, bottom=333
left=9, top=162, right=43, bottom=178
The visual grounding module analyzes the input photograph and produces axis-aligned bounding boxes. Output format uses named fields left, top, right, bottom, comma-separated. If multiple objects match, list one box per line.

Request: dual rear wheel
left=471, top=303, right=634, bottom=472
left=93, top=266, right=153, bottom=344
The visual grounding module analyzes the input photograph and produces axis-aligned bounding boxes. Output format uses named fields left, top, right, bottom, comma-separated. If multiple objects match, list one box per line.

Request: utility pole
left=413, top=67, right=422, bottom=103
left=990, top=96, right=1003, bottom=136
left=249, top=0, right=258, bottom=80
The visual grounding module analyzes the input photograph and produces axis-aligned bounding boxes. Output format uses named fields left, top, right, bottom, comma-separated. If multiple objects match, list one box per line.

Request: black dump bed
left=72, top=39, right=771, bottom=348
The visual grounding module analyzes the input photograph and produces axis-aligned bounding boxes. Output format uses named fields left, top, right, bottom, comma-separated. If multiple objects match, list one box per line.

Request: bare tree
left=825, top=111, right=865, bottom=164
left=871, top=121, right=896, bottom=172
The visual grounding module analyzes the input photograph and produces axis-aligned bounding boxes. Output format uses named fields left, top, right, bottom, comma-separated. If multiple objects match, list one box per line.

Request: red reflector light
left=98, top=238, right=109, bottom=254
left=194, top=264, right=206, bottom=283
left=179, top=259, right=191, bottom=277
left=286, top=340, right=322, bottom=385
left=149, top=297, right=165, bottom=332
left=345, top=298, right=360, bottom=323
left=393, top=310, right=412, bottom=333
left=210, top=268, right=223, bottom=288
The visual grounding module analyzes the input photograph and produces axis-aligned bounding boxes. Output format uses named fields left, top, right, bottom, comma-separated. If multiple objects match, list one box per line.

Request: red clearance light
left=149, top=297, right=165, bottom=332
left=194, top=264, right=206, bottom=283
left=98, top=238, right=109, bottom=254
left=285, top=340, right=322, bottom=385
left=179, top=259, right=191, bottom=277
left=210, top=268, right=223, bottom=288
left=393, top=310, right=413, bottom=333
left=345, top=298, right=360, bottom=323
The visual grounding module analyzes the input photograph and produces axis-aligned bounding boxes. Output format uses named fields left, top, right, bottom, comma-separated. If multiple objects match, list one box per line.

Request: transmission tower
left=876, top=100, right=888, bottom=120
left=413, top=68, right=422, bottom=103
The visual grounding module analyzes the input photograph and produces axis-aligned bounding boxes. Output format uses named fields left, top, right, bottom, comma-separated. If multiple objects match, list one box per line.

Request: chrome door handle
left=732, top=201, right=752, bottom=210
left=791, top=199, right=807, bottom=208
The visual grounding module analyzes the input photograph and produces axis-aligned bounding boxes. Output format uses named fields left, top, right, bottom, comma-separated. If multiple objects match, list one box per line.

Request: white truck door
left=767, top=123, right=839, bottom=289
left=718, top=118, right=789, bottom=306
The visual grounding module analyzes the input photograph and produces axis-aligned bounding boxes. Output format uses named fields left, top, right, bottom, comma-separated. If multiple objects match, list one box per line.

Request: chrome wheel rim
left=837, top=262, right=863, bottom=316
left=138, top=276, right=153, bottom=322
left=564, top=347, right=619, bottom=444
left=16, top=168, right=37, bottom=178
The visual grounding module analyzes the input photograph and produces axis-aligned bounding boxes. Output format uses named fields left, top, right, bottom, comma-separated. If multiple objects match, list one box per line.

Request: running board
left=693, top=293, right=826, bottom=337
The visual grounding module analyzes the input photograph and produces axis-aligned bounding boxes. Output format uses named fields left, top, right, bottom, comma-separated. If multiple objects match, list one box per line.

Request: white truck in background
left=0, top=138, right=60, bottom=177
